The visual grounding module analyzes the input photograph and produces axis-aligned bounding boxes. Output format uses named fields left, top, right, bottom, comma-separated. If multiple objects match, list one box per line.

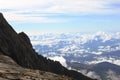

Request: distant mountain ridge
left=0, top=13, right=95, bottom=80
left=67, top=61, right=120, bottom=80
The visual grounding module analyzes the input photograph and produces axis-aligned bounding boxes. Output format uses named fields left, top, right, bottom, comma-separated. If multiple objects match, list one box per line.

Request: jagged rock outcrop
left=0, top=13, right=96, bottom=80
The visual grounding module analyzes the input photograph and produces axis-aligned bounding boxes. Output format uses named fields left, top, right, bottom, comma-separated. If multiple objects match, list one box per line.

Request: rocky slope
left=0, top=54, right=72, bottom=80
left=0, top=13, right=96, bottom=80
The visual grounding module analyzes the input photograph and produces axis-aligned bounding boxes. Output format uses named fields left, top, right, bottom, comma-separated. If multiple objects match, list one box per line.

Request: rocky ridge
left=0, top=13, right=96, bottom=80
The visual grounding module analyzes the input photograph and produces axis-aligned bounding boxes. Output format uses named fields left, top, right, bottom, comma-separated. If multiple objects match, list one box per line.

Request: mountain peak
left=0, top=13, right=7, bottom=24
left=0, top=13, right=95, bottom=80
left=0, top=13, right=3, bottom=17
left=0, top=13, right=4, bottom=23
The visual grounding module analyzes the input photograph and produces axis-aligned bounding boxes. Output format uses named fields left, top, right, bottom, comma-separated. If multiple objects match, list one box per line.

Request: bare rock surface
left=0, top=54, right=72, bottom=80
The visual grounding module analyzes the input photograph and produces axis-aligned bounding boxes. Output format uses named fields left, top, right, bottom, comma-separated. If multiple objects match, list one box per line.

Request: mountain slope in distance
left=67, top=61, right=120, bottom=80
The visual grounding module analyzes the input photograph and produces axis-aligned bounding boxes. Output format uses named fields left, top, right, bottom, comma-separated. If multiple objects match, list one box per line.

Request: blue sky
left=0, top=0, right=120, bottom=35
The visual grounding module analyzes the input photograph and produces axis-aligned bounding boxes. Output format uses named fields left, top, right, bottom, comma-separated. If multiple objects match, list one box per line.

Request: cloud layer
left=0, top=0, right=120, bottom=23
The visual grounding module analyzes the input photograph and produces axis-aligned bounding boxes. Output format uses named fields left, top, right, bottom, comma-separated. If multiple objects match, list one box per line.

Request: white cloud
left=115, top=32, right=120, bottom=39
left=95, top=31, right=112, bottom=42
left=80, top=69, right=120, bottom=80
left=1, top=0, right=120, bottom=13
left=48, top=56, right=67, bottom=67
left=0, top=0, right=120, bottom=22
left=107, top=70, right=120, bottom=80
left=92, top=51, right=103, bottom=55
left=3, top=12, right=66, bottom=23
left=76, top=69, right=101, bottom=80
left=87, top=57, right=120, bottom=66
left=67, top=67, right=101, bottom=80
left=86, top=71, right=101, bottom=80
left=98, top=46, right=104, bottom=49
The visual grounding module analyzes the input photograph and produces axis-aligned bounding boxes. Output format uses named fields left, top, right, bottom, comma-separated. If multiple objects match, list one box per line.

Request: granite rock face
left=0, top=13, right=96, bottom=80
